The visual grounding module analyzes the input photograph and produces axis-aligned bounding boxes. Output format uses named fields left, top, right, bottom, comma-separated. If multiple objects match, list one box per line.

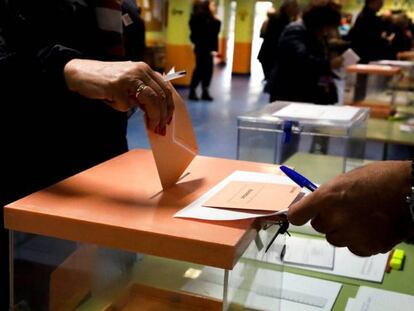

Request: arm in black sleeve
left=280, top=27, right=331, bottom=75
left=1, top=0, right=95, bottom=92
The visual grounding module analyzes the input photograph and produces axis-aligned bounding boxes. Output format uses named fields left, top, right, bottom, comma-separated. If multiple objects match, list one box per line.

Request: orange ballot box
left=5, top=149, right=287, bottom=311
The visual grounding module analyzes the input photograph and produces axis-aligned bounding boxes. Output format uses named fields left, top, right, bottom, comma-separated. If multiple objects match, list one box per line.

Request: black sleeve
left=1, top=0, right=95, bottom=92
left=189, top=15, right=199, bottom=44
left=280, top=27, right=331, bottom=75
left=350, top=14, right=390, bottom=62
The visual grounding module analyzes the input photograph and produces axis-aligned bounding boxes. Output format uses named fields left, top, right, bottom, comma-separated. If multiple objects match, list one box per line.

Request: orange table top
left=346, top=64, right=401, bottom=76
left=4, top=149, right=281, bottom=269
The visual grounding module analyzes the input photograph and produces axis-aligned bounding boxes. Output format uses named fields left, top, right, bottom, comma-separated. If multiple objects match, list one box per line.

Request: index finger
left=150, top=71, right=174, bottom=122
left=287, top=190, right=322, bottom=225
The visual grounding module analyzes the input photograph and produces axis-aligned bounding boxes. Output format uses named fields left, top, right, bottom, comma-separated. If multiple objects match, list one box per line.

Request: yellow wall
left=218, top=0, right=231, bottom=63
left=340, top=0, right=414, bottom=18
left=165, top=0, right=194, bottom=86
left=232, top=0, right=255, bottom=74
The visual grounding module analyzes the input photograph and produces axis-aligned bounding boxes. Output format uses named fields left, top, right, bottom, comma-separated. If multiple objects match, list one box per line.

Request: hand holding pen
left=287, top=161, right=414, bottom=257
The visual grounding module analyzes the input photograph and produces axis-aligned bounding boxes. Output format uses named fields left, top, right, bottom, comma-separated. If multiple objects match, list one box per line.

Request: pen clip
left=264, top=220, right=290, bottom=253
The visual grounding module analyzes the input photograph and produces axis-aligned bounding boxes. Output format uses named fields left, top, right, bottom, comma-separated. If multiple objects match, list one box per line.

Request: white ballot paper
left=174, top=171, right=301, bottom=221
left=345, top=286, right=414, bottom=311
left=334, top=48, right=360, bottom=79
left=342, top=48, right=361, bottom=68
left=181, top=264, right=341, bottom=311
left=282, top=236, right=335, bottom=270
left=245, top=234, right=389, bottom=283
left=272, top=103, right=360, bottom=122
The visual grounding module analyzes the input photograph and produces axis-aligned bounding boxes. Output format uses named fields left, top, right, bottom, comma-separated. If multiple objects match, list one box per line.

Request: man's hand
left=288, top=161, right=413, bottom=256
left=64, top=59, right=174, bottom=134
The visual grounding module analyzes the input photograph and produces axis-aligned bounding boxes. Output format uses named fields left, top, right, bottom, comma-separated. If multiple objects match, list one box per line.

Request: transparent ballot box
left=8, top=232, right=286, bottom=311
left=344, top=64, right=408, bottom=118
left=372, top=60, right=414, bottom=95
left=237, top=101, right=369, bottom=173
left=5, top=149, right=286, bottom=311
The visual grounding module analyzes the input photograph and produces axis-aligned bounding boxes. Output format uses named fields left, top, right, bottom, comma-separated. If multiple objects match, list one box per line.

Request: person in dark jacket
left=268, top=1, right=343, bottom=105
left=258, top=0, right=299, bottom=83
left=121, top=0, right=146, bottom=61
left=189, top=0, right=221, bottom=101
left=0, top=0, right=173, bottom=309
left=349, top=0, right=394, bottom=63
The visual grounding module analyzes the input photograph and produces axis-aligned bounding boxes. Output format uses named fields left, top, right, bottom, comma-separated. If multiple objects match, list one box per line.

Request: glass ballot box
left=5, top=149, right=286, bottom=311
left=9, top=233, right=285, bottom=311
left=372, top=60, right=414, bottom=97
left=237, top=101, right=369, bottom=173
left=344, top=64, right=408, bottom=118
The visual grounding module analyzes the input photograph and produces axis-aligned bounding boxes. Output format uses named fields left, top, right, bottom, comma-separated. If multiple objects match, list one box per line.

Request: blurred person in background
left=258, top=0, right=299, bottom=86
left=389, top=13, right=413, bottom=56
left=259, top=6, right=276, bottom=39
left=268, top=0, right=343, bottom=105
left=0, top=0, right=173, bottom=309
left=339, top=13, right=353, bottom=39
left=189, top=0, right=221, bottom=101
left=349, top=0, right=395, bottom=63
left=122, top=0, right=146, bottom=61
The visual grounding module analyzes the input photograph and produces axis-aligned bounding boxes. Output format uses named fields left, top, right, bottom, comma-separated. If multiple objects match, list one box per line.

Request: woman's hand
left=288, top=161, right=413, bottom=256
left=64, top=59, right=174, bottom=134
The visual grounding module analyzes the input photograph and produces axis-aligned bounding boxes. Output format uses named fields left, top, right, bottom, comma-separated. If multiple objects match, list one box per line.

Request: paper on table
left=279, top=272, right=341, bottom=311
left=181, top=264, right=342, bottom=311
left=282, top=235, right=335, bottom=270
left=344, top=298, right=358, bottom=311
left=147, top=85, right=198, bottom=189
left=400, top=124, right=414, bottom=133
left=174, top=171, right=301, bottom=221
left=345, top=286, right=414, bottom=311
left=203, top=181, right=301, bottom=212
left=343, top=48, right=361, bottom=68
left=272, top=103, right=360, bottom=122
left=290, top=220, right=323, bottom=236
left=244, top=233, right=389, bottom=283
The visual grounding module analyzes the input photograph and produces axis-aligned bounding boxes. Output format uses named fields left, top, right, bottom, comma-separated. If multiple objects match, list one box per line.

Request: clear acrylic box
left=9, top=232, right=285, bottom=311
left=5, top=149, right=286, bottom=311
left=344, top=64, right=411, bottom=118
left=237, top=101, right=369, bottom=173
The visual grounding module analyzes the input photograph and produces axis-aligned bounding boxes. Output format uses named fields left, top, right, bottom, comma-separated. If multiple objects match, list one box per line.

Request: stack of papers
left=245, top=235, right=389, bottom=283
left=174, top=171, right=303, bottom=221
left=203, top=181, right=301, bottom=212
left=181, top=264, right=342, bottom=311
left=282, top=236, right=335, bottom=270
left=345, top=286, right=414, bottom=311
left=272, top=103, right=360, bottom=122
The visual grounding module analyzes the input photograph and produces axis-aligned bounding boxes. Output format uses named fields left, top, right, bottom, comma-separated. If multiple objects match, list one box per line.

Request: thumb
left=287, top=191, right=320, bottom=225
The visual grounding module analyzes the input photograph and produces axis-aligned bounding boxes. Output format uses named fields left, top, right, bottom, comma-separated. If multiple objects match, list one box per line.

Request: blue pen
left=264, top=165, right=318, bottom=253
left=280, top=165, right=318, bottom=192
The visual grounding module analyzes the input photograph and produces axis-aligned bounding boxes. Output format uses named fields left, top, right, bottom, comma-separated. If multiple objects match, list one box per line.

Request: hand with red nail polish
left=64, top=60, right=174, bottom=135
